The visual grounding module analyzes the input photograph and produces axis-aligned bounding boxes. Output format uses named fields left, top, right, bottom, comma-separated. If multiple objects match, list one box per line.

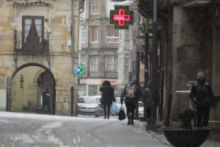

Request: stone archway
left=8, top=63, right=56, bottom=114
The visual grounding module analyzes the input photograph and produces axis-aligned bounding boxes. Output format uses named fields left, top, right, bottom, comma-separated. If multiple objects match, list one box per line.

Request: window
left=22, top=16, right=44, bottom=44
left=105, top=55, right=118, bottom=72
left=80, top=26, right=87, bottom=44
left=91, top=0, right=100, bottom=14
left=89, top=56, right=98, bottom=72
left=106, top=26, right=119, bottom=43
left=90, top=26, right=98, bottom=43
left=88, top=85, right=98, bottom=96
left=80, top=55, right=86, bottom=66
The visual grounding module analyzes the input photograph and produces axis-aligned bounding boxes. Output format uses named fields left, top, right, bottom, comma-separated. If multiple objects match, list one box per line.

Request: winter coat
left=143, top=81, right=153, bottom=108
left=143, top=88, right=153, bottom=108
left=120, top=84, right=142, bottom=105
left=42, top=90, right=50, bottom=105
left=100, top=85, right=115, bottom=105
left=190, top=82, right=214, bottom=107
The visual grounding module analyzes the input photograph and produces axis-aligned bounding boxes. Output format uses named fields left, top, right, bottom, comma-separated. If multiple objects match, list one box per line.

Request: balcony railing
left=183, top=0, right=213, bottom=7
left=14, top=30, right=50, bottom=55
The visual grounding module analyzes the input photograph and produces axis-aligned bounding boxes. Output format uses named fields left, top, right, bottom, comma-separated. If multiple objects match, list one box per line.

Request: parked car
left=138, top=101, right=144, bottom=119
left=77, top=96, right=100, bottom=117
left=92, top=95, right=117, bottom=116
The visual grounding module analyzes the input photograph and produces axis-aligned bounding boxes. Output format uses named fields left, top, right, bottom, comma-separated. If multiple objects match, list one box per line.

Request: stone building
left=0, top=0, right=84, bottom=115
left=138, top=0, right=220, bottom=129
left=79, top=0, right=140, bottom=96
left=79, top=0, right=120, bottom=96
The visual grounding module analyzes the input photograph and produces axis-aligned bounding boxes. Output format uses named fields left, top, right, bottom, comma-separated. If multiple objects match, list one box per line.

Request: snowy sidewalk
left=134, top=119, right=220, bottom=147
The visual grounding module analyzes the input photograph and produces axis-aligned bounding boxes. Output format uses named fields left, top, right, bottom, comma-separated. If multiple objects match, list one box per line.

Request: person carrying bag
left=118, top=104, right=126, bottom=120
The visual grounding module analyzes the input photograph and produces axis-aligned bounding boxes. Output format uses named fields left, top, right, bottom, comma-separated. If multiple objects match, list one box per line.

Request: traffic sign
left=136, top=36, right=145, bottom=53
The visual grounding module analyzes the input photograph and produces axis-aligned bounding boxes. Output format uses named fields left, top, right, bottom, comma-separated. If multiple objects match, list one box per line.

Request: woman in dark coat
left=100, top=80, right=115, bottom=119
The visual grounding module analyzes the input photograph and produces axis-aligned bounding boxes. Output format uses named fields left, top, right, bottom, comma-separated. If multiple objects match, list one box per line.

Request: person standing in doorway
left=121, top=80, right=142, bottom=125
left=100, top=80, right=115, bottom=119
left=143, top=80, right=153, bottom=125
left=190, top=70, right=214, bottom=127
left=42, top=88, right=50, bottom=113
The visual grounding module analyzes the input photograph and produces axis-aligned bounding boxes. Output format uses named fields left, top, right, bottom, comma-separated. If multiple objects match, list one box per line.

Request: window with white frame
left=80, top=55, right=86, bottom=66
left=89, top=56, right=98, bottom=72
left=90, top=0, right=100, bottom=14
left=106, top=26, right=119, bottom=43
left=22, top=16, right=44, bottom=44
left=80, top=26, right=86, bottom=44
left=105, top=55, right=118, bottom=72
left=90, top=26, right=98, bottom=43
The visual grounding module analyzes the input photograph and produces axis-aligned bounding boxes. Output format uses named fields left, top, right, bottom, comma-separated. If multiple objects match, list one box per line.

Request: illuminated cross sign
left=110, top=6, right=134, bottom=29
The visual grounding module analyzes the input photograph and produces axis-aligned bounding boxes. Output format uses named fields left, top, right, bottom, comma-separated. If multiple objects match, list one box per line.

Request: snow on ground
left=0, top=111, right=110, bottom=122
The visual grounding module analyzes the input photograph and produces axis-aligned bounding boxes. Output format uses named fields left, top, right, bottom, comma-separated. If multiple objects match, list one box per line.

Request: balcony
left=14, top=30, right=50, bottom=55
left=138, top=0, right=169, bottom=17
left=183, top=0, right=213, bottom=7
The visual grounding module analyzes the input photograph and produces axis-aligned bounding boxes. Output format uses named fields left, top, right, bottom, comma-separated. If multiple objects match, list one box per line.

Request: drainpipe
left=165, top=0, right=173, bottom=127
left=71, top=0, right=75, bottom=116
left=148, top=0, right=158, bottom=130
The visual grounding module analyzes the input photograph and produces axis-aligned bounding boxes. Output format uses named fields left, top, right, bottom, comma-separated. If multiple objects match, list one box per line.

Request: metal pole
left=143, top=19, right=149, bottom=121
left=71, top=0, right=75, bottom=116
left=148, top=0, right=157, bottom=130
left=144, top=20, right=149, bottom=88
left=135, top=52, right=140, bottom=119
left=71, top=86, right=74, bottom=116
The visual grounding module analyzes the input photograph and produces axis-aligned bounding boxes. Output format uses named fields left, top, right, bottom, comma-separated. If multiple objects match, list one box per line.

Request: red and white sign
left=136, top=36, right=145, bottom=53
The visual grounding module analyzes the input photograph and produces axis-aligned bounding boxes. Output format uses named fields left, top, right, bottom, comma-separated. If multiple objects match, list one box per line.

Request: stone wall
left=0, top=0, right=80, bottom=115
left=171, top=6, right=207, bottom=120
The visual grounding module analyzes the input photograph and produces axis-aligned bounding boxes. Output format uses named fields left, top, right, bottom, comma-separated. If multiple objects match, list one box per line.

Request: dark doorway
left=37, top=71, right=55, bottom=114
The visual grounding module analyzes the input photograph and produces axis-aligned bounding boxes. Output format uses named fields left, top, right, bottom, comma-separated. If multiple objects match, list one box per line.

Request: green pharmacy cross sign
left=77, top=65, right=85, bottom=77
left=110, top=5, right=134, bottom=29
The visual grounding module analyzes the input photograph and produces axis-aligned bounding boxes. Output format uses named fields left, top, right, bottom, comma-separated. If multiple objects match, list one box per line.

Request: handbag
left=118, top=106, right=126, bottom=120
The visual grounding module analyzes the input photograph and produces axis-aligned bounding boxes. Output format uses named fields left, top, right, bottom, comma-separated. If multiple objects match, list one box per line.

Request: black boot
left=131, top=119, right=134, bottom=125
left=127, top=119, right=131, bottom=125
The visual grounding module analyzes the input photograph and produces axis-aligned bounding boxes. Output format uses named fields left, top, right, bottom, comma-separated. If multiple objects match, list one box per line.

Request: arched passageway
left=8, top=63, right=56, bottom=114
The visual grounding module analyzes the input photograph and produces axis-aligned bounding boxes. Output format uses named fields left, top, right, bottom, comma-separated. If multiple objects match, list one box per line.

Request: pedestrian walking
left=42, top=88, right=50, bottom=113
left=189, top=70, right=214, bottom=127
left=143, top=80, right=153, bottom=124
left=100, top=80, right=115, bottom=119
left=121, top=80, right=142, bottom=125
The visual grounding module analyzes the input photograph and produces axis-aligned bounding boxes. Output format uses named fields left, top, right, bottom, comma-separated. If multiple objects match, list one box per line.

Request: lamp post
left=71, top=0, right=75, bottom=116
left=148, top=0, right=158, bottom=130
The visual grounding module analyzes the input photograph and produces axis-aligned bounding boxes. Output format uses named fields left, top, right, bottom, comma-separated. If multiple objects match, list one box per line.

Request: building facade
left=0, top=0, right=84, bottom=115
left=138, top=0, right=220, bottom=129
left=79, top=0, right=139, bottom=97
left=79, top=0, right=120, bottom=96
